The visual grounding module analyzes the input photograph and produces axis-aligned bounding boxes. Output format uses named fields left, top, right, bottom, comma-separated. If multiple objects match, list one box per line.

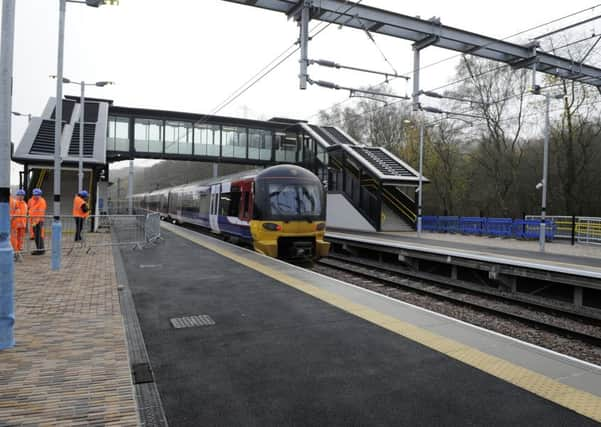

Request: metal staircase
left=29, top=120, right=65, bottom=155
left=350, top=146, right=416, bottom=178
left=67, top=123, right=96, bottom=157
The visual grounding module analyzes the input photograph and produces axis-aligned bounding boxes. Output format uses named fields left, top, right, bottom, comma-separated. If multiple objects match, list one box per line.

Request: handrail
left=382, top=188, right=416, bottom=223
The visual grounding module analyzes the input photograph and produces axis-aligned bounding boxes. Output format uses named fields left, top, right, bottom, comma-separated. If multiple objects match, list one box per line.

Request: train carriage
left=134, top=165, right=329, bottom=260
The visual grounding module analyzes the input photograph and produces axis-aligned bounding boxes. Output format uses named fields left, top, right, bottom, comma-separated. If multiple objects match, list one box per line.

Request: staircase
left=29, top=120, right=65, bottom=155
left=67, top=123, right=96, bottom=157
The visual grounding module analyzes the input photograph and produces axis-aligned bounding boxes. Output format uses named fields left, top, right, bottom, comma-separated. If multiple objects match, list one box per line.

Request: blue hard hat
left=16, top=189, right=25, bottom=196
left=79, top=190, right=89, bottom=198
left=32, top=188, right=42, bottom=196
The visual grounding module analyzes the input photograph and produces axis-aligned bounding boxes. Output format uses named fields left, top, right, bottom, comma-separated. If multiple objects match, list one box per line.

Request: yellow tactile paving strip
left=166, top=223, right=601, bottom=424
left=0, top=234, right=139, bottom=426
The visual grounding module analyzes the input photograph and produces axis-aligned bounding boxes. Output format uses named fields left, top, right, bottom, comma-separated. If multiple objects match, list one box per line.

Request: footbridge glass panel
left=165, top=121, right=193, bottom=155
left=107, top=116, right=129, bottom=152
left=135, top=118, right=164, bottom=153
left=222, top=126, right=247, bottom=159
left=248, top=128, right=272, bottom=161
left=194, top=124, right=221, bottom=157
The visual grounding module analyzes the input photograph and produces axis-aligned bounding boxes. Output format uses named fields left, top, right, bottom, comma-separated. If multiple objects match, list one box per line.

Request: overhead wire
left=206, top=0, right=365, bottom=118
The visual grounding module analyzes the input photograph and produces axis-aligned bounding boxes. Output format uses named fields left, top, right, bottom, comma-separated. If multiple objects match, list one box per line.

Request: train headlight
left=263, top=222, right=282, bottom=231
left=315, top=222, right=326, bottom=231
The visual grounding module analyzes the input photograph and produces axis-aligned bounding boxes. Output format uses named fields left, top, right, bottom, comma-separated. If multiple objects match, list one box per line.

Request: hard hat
left=32, top=188, right=43, bottom=196
left=79, top=190, right=89, bottom=198
left=16, top=189, right=26, bottom=196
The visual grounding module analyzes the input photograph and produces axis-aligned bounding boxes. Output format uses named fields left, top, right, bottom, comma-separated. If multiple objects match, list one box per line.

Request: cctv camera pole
left=52, top=0, right=66, bottom=271
left=0, top=0, right=16, bottom=350
left=539, top=94, right=550, bottom=252
left=417, top=116, right=424, bottom=237
left=78, top=80, right=84, bottom=192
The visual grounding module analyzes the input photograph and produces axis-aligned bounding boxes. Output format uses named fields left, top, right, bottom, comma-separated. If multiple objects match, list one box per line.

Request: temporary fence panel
left=10, top=213, right=160, bottom=257
left=484, top=218, right=513, bottom=237
left=526, top=215, right=600, bottom=245
left=460, top=217, right=485, bottom=235
left=422, top=216, right=439, bottom=232
left=576, top=217, right=601, bottom=245
left=438, top=216, right=460, bottom=233
left=421, top=216, right=556, bottom=240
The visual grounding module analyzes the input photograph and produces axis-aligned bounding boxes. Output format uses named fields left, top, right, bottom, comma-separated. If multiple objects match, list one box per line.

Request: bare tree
left=456, top=56, right=529, bottom=216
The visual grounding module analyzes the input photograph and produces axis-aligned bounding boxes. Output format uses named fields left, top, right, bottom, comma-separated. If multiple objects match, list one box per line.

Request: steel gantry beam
left=223, top=0, right=601, bottom=87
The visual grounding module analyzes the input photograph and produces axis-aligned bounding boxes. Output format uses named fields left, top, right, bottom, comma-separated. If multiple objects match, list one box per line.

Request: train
left=131, top=164, right=330, bottom=260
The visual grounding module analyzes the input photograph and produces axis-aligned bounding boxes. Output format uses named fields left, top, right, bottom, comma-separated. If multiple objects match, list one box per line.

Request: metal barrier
left=526, top=215, right=601, bottom=245
left=9, top=213, right=161, bottom=257
left=459, top=217, right=485, bottom=235
left=422, top=215, right=556, bottom=241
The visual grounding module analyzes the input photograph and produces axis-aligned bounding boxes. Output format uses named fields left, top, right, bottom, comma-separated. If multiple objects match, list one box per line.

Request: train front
left=251, top=165, right=330, bottom=260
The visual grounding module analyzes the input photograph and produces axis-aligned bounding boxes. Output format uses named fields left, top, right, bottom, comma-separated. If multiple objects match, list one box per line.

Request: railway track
left=314, top=254, right=601, bottom=352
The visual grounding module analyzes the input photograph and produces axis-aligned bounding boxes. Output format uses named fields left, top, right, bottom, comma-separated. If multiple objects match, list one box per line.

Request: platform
left=116, top=222, right=601, bottom=426
left=0, top=234, right=139, bottom=426
left=326, top=229, right=601, bottom=278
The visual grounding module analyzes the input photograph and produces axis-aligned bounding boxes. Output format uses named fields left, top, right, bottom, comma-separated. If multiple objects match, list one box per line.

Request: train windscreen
left=267, top=183, right=322, bottom=218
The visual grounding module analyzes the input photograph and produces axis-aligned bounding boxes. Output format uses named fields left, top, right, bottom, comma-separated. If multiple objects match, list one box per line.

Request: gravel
left=313, top=263, right=601, bottom=366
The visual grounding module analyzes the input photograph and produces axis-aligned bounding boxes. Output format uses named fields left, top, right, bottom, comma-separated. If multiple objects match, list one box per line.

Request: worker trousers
left=75, top=217, right=85, bottom=242
left=10, top=227, right=25, bottom=252
left=32, top=222, right=45, bottom=255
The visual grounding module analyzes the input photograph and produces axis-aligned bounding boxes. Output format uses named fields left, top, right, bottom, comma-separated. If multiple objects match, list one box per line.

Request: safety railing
left=422, top=216, right=556, bottom=240
left=526, top=215, right=601, bottom=245
left=9, top=212, right=161, bottom=258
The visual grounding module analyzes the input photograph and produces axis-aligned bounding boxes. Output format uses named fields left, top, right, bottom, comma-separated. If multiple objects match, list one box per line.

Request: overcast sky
left=6, top=0, right=601, bottom=182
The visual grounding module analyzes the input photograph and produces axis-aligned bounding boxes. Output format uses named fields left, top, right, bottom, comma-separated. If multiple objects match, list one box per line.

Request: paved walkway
left=0, top=234, right=139, bottom=426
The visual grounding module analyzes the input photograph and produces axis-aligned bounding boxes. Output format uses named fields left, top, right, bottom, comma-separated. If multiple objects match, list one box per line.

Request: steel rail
left=316, top=254, right=601, bottom=347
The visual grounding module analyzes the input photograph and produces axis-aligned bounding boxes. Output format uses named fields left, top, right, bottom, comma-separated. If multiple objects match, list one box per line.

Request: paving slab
left=0, top=234, right=139, bottom=426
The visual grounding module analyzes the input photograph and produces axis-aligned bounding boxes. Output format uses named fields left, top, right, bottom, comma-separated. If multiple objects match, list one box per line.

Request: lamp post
left=52, top=0, right=115, bottom=271
left=417, top=115, right=424, bottom=236
left=404, top=117, right=438, bottom=237
left=0, top=0, right=16, bottom=351
left=50, top=76, right=112, bottom=192
left=537, top=92, right=564, bottom=252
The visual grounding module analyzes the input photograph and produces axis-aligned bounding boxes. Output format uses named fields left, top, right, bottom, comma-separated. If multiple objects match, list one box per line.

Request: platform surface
left=117, top=223, right=601, bottom=426
left=0, top=234, right=139, bottom=426
left=327, top=229, right=601, bottom=278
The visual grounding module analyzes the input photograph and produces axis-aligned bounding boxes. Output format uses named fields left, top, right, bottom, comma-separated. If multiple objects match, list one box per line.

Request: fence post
left=571, top=215, right=576, bottom=246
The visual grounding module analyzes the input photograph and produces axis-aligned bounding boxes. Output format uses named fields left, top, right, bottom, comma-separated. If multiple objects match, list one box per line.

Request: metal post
left=78, top=80, right=84, bottom=192
left=571, top=214, right=576, bottom=246
left=539, top=94, right=550, bottom=252
left=417, top=117, right=424, bottom=237
left=412, top=47, right=420, bottom=111
left=52, top=0, right=66, bottom=271
left=128, top=158, right=133, bottom=214
left=0, top=0, right=16, bottom=351
left=299, top=1, right=309, bottom=90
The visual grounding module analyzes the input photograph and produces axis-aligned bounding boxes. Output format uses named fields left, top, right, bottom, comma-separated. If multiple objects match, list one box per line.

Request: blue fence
left=422, top=216, right=556, bottom=240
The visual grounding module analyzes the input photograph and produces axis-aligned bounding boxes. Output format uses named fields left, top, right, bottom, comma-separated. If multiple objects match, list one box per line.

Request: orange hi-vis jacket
left=10, top=197, right=28, bottom=229
left=28, top=196, right=47, bottom=226
left=73, top=195, right=90, bottom=219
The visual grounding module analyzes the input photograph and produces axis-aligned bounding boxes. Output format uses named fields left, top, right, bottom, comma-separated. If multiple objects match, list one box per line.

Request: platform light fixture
left=52, top=0, right=117, bottom=271
left=50, top=76, right=114, bottom=194
left=532, top=91, right=565, bottom=252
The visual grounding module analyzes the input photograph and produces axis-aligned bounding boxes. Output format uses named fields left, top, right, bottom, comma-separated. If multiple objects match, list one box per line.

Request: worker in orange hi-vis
left=10, top=189, right=28, bottom=260
left=73, top=190, right=90, bottom=242
left=28, top=188, right=47, bottom=255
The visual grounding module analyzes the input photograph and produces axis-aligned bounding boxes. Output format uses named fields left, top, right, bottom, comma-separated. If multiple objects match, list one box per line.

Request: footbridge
left=12, top=96, right=425, bottom=231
